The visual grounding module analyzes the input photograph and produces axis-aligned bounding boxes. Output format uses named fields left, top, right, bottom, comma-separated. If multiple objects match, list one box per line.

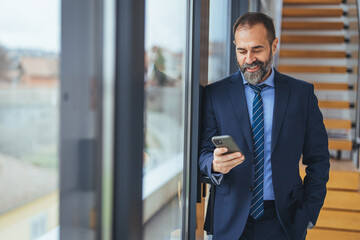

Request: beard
left=238, top=50, right=273, bottom=85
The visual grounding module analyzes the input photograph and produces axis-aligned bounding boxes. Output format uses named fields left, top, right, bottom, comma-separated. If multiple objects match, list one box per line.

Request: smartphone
left=211, top=135, right=242, bottom=155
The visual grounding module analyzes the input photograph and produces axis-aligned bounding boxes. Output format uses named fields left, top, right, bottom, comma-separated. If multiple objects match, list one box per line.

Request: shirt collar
left=241, top=66, right=275, bottom=87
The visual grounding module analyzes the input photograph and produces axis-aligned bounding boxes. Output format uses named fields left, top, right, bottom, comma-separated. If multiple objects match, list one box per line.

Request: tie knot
left=249, top=84, right=266, bottom=94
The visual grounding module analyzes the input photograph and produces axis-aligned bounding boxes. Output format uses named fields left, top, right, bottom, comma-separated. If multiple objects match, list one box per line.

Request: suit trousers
left=239, top=201, right=307, bottom=240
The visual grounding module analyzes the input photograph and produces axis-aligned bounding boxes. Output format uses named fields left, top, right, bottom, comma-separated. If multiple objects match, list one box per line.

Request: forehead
left=234, top=23, right=269, bottom=47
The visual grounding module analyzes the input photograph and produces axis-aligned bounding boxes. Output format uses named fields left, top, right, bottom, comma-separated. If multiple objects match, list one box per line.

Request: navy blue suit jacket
left=199, top=70, right=330, bottom=240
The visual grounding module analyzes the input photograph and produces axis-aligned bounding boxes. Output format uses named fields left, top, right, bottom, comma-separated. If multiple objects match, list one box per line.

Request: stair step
left=324, top=119, right=352, bottom=129
left=316, top=209, right=360, bottom=231
left=319, top=101, right=352, bottom=109
left=348, top=8, right=358, bottom=17
left=281, top=35, right=346, bottom=44
left=328, top=139, right=353, bottom=150
left=283, top=0, right=342, bottom=4
left=282, top=21, right=344, bottom=30
left=307, top=228, right=360, bottom=240
left=280, top=50, right=347, bottom=58
left=350, top=35, right=359, bottom=44
left=349, top=21, right=358, bottom=31
left=352, top=51, right=358, bottom=59
left=329, top=139, right=352, bottom=150
left=328, top=170, right=360, bottom=190
left=278, top=65, right=348, bottom=73
left=313, top=83, right=351, bottom=90
left=282, top=8, right=343, bottom=17
left=324, top=190, right=360, bottom=211
left=300, top=160, right=360, bottom=190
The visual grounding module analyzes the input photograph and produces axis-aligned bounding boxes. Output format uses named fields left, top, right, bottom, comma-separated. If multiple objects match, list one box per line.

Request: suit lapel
left=227, top=71, right=253, bottom=154
left=271, top=70, right=290, bottom=154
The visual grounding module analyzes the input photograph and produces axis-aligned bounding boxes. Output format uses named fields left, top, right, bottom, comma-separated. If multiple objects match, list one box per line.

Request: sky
left=0, top=0, right=227, bottom=54
left=145, top=0, right=228, bottom=53
left=0, top=0, right=60, bottom=52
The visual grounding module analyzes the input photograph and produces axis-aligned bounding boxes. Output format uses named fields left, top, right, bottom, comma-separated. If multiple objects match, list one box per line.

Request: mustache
left=242, top=60, right=265, bottom=69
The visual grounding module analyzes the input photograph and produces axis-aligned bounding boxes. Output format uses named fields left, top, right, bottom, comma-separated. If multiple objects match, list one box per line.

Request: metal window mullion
left=229, top=0, right=249, bottom=74
left=113, top=0, right=145, bottom=239
left=182, top=0, right=193, bottom=239
left=188, top=0, right=210, bottom=239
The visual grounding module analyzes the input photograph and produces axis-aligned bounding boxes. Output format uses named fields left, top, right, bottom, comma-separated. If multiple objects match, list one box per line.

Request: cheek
left=236, top=55, right=245, bottom=65
left=258, top=52, right=271, bottom=63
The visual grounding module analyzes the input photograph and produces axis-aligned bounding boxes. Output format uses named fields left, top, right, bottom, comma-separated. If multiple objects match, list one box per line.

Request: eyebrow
left=237, top=45, right=264, bottom=51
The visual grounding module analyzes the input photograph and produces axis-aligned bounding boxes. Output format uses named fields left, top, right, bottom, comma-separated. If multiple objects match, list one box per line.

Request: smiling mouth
left=246, top=65, right=260, bottom=72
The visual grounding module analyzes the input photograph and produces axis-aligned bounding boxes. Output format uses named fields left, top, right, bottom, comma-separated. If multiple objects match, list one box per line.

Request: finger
left=215, top=152, right=243, bottom=163
left=217, top=156, right=245, bottom=169
left=233, top=156, right=246, bottom=167
left=214, top=147, right=228, bottom=156
left=214, top=157, right=245, bottom=174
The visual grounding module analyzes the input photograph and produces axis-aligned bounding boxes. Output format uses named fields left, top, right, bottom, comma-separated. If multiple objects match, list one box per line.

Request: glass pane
left=0, top=0, right=60, bottom=239
left=143, top=0, right=187, bottom=239
left=208, top=0, right=230, bottom=84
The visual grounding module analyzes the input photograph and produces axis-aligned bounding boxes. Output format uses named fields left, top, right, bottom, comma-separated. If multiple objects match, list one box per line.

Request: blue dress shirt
left=211, top=67, right=275, bottom=201
left=242, top=67, right=275, bottom=200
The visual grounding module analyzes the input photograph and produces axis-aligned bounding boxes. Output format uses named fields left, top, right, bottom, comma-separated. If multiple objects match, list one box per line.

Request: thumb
left=215, top=147, right=228, bottom=155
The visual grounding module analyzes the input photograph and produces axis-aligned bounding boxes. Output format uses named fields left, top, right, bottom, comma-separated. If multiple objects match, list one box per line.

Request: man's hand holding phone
left=212, top=147, right=245, bottom=174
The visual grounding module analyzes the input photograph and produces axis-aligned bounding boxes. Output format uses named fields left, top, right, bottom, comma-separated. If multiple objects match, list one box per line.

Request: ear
left=233, top=40, right=236, bottom=46
left=272, top=38, right=279, bottom=55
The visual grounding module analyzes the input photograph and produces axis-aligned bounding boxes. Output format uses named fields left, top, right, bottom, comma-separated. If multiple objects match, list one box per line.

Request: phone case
left=211, top=135, right=242, bottom=154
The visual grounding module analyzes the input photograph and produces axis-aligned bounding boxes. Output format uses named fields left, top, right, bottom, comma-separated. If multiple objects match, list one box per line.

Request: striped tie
left=249, top=84, right=266, bottom=220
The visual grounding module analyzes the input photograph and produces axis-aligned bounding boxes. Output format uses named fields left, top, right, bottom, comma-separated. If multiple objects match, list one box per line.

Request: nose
left=245, top=52, right=256, bottom=65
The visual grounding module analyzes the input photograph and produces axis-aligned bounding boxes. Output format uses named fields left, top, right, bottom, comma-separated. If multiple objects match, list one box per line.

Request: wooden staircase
left=300, top=160, right=360, bottom=239
left=280, top=0, right=359, bottom=159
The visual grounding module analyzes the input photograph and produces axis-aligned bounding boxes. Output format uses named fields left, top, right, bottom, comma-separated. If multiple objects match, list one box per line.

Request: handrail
left=200, top=174, right=215, bottom=235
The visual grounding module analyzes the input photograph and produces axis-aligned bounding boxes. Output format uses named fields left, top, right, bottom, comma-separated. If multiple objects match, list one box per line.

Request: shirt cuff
left=211, top=173, right=223, bottom=185
left=307, top=221, right=314, bottom=230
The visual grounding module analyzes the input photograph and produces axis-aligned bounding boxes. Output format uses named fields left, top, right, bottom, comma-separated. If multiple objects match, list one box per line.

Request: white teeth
left=248, top=66, right=258, bottom=69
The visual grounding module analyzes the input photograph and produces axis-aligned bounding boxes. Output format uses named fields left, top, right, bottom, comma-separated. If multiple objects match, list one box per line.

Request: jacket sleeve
left=302, top=84, right=330, bottom=225
left=198, top=86, right=224, bottom=185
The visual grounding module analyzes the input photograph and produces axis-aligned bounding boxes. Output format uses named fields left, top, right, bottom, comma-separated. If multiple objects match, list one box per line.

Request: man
left=199, top=12, right=329, bottom=240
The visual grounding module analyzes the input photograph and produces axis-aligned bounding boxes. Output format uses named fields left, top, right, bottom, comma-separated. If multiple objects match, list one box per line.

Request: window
left=208, top=0, right=230, bottom=84
left=143, top=0, right=188, bottom=239
left=31, top=213, right=47, bottom=240
left=0, top=0, right=60, bottom=239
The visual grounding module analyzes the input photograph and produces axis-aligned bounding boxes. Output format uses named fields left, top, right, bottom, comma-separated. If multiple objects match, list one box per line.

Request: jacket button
left=249, top=186, right=253, bottom=192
